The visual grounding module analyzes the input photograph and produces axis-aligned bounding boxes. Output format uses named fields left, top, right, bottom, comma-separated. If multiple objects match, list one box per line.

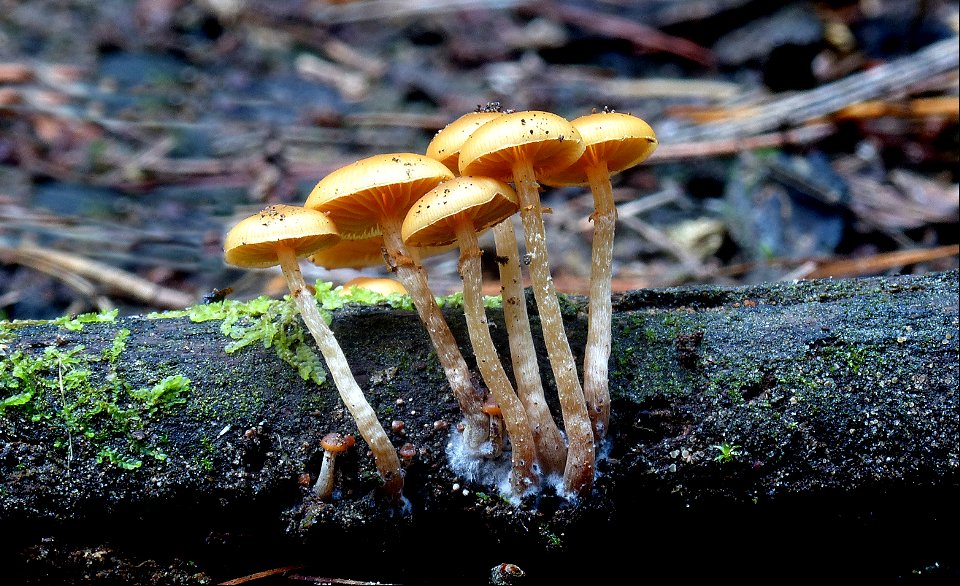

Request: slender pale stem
left=276, top=246, right=403, bottom=502
left=378, top=215, right=489, bottom=454
left=583, top=162, right=615, bottom=442
left=512, top=161, right=595, bottom=497
left=493, top=220, right=567, bottom=477
left=313, top=450, right=338, bottom=500
left=456, top=220, right=539, bottom=495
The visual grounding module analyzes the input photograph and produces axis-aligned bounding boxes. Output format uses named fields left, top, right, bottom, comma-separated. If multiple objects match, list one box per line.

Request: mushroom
left=542, top=111, right=658, bottom=442
left=314, top=432, right=355, bottom=501
left=459, top=111, right=595, bottom=497
left=481, top=396, right=505, bottom=459
left=340, top=276, right=408, bottom=297
left=426, top=106, right=506, bottom=173
left=309, top=234, right=456, bottom=271
left=425, top=108, right=567, bottom=478
left=402, top=175, right=538, bottom=495
left=223, top=204, right=403, bottom=503
left=304, top=153, right=491, bottom=456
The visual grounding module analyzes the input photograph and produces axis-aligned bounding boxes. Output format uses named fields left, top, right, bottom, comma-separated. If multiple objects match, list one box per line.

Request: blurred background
left=1, top=0, right=957, bottom=320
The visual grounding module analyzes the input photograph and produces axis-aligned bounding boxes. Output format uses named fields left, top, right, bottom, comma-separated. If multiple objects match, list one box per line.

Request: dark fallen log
left=1, top=271, right=957, bottom=585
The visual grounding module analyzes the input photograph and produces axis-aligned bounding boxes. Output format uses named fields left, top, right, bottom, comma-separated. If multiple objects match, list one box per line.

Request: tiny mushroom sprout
left=304, top=153, right=492, bottom=456
left=314, top=432, right=355, bottom=501
left=481, top=396, right=505, bottom=459
left=402, top=175, right=538, bottom=496
left=542, top=110, right=658, bottom=443
left=223, top=204, right=403, bottom=503
left=459, top=110, right=595, bottom=498
left=426, top=107, right=567, bottom=478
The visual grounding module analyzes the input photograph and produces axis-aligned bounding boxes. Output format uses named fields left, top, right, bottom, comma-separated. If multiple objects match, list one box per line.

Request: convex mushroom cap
left=224, top=204, right=340, bottom=268
left=458, top=110, right=585, bottom=179
left=402, top=176, right=520, bottom=248
left=541, top=111, right=658, bottom=187
left=427, top=110, right=505, bottom=173
left=341, top=276, right=408, bottom=297
left=321, top=432, right=355, bottom=453
left=304, top=153, right=455, bottom=240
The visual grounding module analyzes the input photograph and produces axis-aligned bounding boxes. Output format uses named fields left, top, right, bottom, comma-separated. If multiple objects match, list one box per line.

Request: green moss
left=540, top=527, right=563, bottom=549
left=711, top=441, right=742, bottom=463
left=149, top=293, right=328, bottom=386
left=726, top=389, right=744, bottom=403
left=52, top=308, right=119, bottom=331
left=195, top=436, right=217, bottom=472
left=146, top=280, right=503, bottom=391
left=0, top=328, right=191, bottom=470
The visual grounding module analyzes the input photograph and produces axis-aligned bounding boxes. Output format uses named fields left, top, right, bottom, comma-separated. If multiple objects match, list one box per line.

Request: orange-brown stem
left=378, top=215, right=490, bottom=455
left=511, top=161, right=595, bottom=497
left=456, top=220, right=539, bottom=495
left=583, top=162, right=615, bottom=442
left=492, top=220, right=567, bottom=477
left=276, top=245, right=403, bottom=502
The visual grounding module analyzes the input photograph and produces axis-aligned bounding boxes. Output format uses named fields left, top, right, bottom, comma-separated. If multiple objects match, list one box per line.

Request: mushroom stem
left=378, top=215, right=490, bottom=455
left=511, top=161, right=595, bottom=497
left=492, top=220, right=567, bottom=477
left=276, top=245, right=404, bottom=502
left=455, top=220, right=539, bottom=495
left=314, top=447, right=339, bottom=501
left=583, top=162, right=615, bottom=442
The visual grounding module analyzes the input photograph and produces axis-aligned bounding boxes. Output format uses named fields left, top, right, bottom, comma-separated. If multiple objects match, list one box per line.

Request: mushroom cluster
left=423, top=105, right=657, bottom=498
left=222, top=105, right=656, bottom=504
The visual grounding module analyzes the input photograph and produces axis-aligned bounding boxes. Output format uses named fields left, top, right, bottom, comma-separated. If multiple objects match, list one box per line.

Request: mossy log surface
left=1, top=271, right=957, bottom=585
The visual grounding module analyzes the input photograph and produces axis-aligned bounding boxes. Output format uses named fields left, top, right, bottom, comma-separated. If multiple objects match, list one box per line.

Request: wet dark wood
left=2, top=271, right=957, bottom=584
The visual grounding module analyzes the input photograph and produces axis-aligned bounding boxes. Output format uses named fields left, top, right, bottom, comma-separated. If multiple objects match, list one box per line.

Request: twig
left=286, top=573, right=402, bottom=586
left=1, top=244, right=113, bottom=312
left=649, top=122, right=837, bottom=162
left=803, top=244, right=960, bottom=279
left=716, top=245, right=960, bottom=279
left=307, top=0, right=525, bottom=25
left=664, top=37, right=959, bottom=142
left=534, top=2, right=715, bottom=66
left=217, top=565, right=304, bottom=585
left=617, top=215, right=709, bottom=279
left=1, top=243, right=195, bottom=310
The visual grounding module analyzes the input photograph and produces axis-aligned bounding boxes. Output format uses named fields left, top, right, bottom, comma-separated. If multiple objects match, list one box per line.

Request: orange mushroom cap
left=341, top=276, right=408, bottom=297
left=541, top=111, right=658, bottom=187
left=304, top=153, right=455, bottom=240
left=458, top=110, right=585, bottom=180
left=401, top=176, right=519, bottom=248
left=223, top=204, right=340, bottom=269
left=320, top=432, right=353, bottom=453
left=426, top=110, right=505, bottom=173
left=481, top=398, right=502, bottom=416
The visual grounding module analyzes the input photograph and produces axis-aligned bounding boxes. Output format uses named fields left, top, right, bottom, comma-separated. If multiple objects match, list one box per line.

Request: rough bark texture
left=1, top=271, right=957, bottom=585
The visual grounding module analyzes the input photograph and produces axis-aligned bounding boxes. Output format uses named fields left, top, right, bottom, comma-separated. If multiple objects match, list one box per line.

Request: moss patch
left=0, top=327, right=190, bottom=470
